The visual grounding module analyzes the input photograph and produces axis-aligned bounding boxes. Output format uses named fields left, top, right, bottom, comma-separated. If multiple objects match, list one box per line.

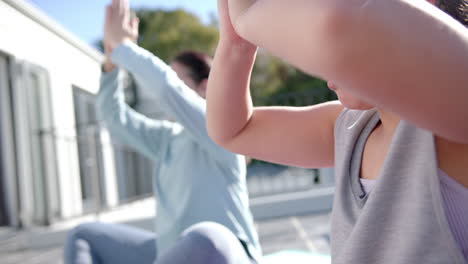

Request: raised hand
left=103, top=0, right=139, bottom=52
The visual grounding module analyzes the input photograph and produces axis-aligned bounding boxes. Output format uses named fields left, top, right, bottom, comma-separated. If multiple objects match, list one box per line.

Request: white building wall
left=0, top=0, right=117, bottom=224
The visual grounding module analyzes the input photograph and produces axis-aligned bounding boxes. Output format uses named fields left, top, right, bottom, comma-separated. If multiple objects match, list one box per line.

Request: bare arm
left=207, top=0, right=343, bottom=168
left=229, top=0, right=468, bottom=143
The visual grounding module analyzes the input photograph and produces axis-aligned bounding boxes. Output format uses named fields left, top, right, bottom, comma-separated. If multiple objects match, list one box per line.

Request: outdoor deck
left=0, top=212, right=331, bottom=264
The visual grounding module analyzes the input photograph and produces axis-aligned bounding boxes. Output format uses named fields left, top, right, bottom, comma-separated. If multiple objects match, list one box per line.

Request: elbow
left=206, top=108, right=252, bottom=152
left=232, top=2, right=357, bottom=79
left=208, top=126, right=252, bottom=157
left=302, top=5, right=360, bottom=78
left=206, top=105, right=234, bottom=149
left=321, top=5, right=355, bottom=42
left=206, top=118, right=243, bottom=153
left=207, top=124, right=233, bottom=150
left=210, top=136, right=230, bottom=150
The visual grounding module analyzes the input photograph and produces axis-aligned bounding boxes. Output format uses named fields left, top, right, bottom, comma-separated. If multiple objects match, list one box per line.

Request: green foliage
left=251, top=51, right=337, bottom=106
left=98, top=8, right=336, bottom=107
left=136, top=9, right=219, bottom=62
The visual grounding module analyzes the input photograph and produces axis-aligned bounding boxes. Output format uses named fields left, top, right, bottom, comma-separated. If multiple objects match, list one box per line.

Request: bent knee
left=182, top=222, right=234, bottom=238
left=66, top=222, right=104, bottom=243
left=181, top=222, right=246, bottom=262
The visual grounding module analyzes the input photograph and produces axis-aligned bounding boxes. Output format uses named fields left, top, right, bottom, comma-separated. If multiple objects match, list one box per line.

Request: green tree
left=251, top=51, right=337, bottom=106
left=136, top=9, right=219, bottom=62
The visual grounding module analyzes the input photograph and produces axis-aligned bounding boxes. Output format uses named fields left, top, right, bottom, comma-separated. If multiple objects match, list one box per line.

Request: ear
left=197, top=78, right=208, bottom=98
left=427, top=0, right=436, bottom=4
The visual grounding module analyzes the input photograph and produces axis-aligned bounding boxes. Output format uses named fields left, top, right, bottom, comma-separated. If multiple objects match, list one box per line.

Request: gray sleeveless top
left=331, top=109, right=466, bottom=264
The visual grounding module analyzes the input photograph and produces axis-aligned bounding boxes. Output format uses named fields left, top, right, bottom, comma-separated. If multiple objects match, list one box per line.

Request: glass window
left=0, top=54, right=12, bottom=226
left=72, top=86, right=106, bottom=212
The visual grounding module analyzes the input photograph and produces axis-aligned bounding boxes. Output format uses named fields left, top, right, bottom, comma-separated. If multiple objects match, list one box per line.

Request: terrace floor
left=0, top=212, right=331, bottom=264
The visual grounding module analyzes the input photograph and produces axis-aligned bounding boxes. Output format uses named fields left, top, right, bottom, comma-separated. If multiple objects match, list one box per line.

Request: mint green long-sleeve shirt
left=97, top=42, right=261, bottom=260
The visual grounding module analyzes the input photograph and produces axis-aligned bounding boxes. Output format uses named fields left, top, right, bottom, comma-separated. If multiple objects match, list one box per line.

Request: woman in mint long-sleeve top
left=64, top=2, right=261, bottom=263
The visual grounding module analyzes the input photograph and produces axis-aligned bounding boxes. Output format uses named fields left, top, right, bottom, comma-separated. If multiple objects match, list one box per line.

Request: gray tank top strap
left=331, top=109, right=466, bottom=264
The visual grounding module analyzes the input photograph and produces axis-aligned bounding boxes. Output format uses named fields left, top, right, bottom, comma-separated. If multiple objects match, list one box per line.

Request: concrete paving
left=0, top=212, right=331, bottom=264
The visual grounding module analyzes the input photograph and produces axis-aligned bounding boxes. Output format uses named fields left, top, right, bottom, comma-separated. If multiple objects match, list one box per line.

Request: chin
left=338, top=97, right=374, bottom=110
left=333, top=89, right=373, bottom=110
left=342, top=102, right=375, bottom=110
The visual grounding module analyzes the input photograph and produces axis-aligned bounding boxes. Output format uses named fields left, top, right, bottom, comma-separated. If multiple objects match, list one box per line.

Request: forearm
left=98, top=71, right=141, bottom=147
left=97, top=70, right=126, bottom=126
left=206, top=41, right=257, bottom=146
left=98, top=70, right=140, bottom=143
left=97, top=69, right=164, bottom=158
left=110, top=41, right=170, bottom=98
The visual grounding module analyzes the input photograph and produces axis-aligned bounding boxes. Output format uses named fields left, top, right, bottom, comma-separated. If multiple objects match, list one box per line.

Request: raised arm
left=110, top=42, right=241, bottom=165
left=104, top=0, right=240, bottom=165
left=97, top=68, right=174, bottom=159
left=228, top=0, right=468, bottom=143
left=206, top=0, right=343, bottom=168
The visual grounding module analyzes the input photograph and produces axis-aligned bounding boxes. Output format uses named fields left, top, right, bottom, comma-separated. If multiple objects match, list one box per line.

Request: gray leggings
left=64, top=221, right=255, bottom=264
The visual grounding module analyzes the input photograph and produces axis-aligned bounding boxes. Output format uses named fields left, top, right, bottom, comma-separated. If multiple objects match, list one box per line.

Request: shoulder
left=334, top=108, right=378, bottom=144
left=335, top=108, right=378, bottom=131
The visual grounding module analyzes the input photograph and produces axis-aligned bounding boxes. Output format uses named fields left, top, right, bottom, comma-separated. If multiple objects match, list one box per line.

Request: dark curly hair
left=172, top=51, right=212, bottom=85
left=435, top=0, right=468, bottom=26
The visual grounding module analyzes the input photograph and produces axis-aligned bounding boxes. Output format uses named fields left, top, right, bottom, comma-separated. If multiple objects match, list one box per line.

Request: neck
left=377, top=109, right=400, bottom=135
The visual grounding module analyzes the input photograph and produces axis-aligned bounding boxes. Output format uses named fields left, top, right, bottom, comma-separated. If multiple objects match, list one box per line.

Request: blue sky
left=26, top=0, right=217, bottom=45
